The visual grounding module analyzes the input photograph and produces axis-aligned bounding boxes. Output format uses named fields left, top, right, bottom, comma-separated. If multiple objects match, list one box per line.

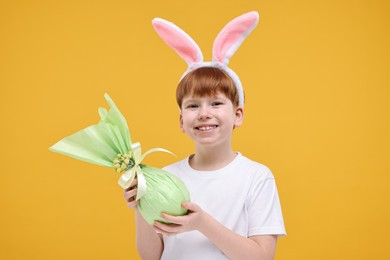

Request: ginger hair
left=176, top=67, right=241, bottom=108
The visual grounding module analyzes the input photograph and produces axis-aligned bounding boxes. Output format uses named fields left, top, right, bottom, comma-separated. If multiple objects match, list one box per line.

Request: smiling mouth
left=195, top=125, right=218, bottom=131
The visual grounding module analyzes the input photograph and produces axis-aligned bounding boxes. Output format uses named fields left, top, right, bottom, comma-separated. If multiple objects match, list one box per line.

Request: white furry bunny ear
left=212, top=11, right=259, bottom=65
left=152, top=18, right=203, bottom=65
left=152, top=11, right=260, bottom=108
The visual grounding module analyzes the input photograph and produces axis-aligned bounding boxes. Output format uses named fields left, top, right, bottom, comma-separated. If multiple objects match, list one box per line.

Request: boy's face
left=180, top=92, right=244, bottom=148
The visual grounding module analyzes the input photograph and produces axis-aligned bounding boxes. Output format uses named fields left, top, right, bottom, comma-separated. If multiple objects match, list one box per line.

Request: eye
left=212, top=101, right=224, bottom=107
left=186, top=104, right=199, bottom=109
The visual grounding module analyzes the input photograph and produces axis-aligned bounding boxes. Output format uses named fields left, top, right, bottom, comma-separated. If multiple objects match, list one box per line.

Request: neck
left=190, top=142, right=237, bottom=171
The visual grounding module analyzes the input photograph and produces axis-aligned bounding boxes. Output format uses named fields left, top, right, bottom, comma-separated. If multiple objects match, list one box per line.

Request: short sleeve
left=246, top=166, right=286, bottom=237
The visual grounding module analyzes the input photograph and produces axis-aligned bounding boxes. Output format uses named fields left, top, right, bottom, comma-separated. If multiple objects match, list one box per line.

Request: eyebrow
left=183, top=95, right=227, bottom=102
left=182, top=99, right=197, bottom=105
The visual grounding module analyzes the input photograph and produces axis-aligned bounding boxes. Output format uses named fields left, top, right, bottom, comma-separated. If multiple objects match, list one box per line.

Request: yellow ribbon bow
left=117, top=142, right=174, bottom=201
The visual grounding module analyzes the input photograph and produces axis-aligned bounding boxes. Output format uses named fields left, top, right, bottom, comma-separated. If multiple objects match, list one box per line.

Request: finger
left=124, top=188, right=138, bottom=201
left=127, top=200, right=139, bottom=208
left=153, top=225, right=176, bottom=236
left=125, top=179, right=138, bottom=191
left=154, top=221, right=181, bottom=235
left=182, top=201, right=198, bottom=212
left=161, top=213, right=185, bottom=225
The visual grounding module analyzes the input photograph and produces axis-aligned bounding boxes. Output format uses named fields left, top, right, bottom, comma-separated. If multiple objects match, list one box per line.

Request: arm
left=135, top=210, right=164, bottom=260
left=153, top=202, right=277, bottom=260
left=124, top=180, right=163, bottom=260
left=198, top=211, right=277, bottom=260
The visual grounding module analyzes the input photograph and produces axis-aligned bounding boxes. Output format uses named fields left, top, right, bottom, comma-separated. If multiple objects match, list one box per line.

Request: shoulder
left=237, top=154, right=275, bottom=181
left=239, top=155, right=281, bottom=208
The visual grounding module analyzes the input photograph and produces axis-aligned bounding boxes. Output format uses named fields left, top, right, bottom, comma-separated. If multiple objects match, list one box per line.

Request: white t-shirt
left=160, top=153, right=286, bottom=260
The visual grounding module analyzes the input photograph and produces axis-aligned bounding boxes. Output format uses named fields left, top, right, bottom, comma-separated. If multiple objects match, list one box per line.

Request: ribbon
left=118, top=142, right=174, bottom=200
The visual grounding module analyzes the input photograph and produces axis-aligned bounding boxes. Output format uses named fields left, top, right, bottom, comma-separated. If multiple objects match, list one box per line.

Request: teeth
left=198, top=126, right=216, bottom=131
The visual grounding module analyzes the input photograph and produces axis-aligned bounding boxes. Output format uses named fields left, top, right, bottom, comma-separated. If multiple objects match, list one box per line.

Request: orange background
left=1, top=0, right=389, bottom=259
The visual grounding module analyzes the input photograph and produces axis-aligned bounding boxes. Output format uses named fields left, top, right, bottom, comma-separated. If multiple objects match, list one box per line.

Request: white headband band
left=152, top=11, right=260, bottom=107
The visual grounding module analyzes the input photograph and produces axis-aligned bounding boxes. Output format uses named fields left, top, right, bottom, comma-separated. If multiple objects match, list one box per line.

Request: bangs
left=176, top=67, right=240, bottom=108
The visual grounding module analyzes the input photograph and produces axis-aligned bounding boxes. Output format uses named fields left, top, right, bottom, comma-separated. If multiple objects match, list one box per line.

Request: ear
left=152, top=18, right=203, bottom=65
left=212, top=11, right=259, bottom=65
left=179, top=113, right=185, bottom=132
left=234, top=106, right=244, bottom=128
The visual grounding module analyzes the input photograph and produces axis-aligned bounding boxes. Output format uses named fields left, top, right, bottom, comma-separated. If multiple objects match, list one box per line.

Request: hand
left=153, top=202, right=205, bottom=236
left=123, top=178, right=139, bottom=208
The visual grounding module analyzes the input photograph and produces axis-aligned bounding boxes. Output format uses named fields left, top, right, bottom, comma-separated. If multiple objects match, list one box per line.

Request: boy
left=124, top=68, right=286, bottom=260
left=124, top=12, right=286, bottom=260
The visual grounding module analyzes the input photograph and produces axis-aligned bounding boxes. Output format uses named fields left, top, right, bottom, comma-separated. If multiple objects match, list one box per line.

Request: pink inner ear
left=213, top=12, right=259, bottom=64
left=153, top=19, right=202, bottom=65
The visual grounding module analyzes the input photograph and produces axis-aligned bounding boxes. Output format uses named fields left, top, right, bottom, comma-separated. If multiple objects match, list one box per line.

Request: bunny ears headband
left=152, top=11, right=260, bottom=107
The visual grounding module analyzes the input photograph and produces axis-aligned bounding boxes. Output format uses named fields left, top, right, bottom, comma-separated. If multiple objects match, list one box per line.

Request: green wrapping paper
left=49, top=93, right=190, bottom=224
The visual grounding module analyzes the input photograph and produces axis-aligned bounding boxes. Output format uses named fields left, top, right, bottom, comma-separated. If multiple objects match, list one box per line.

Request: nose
left=198, top=105, right=211, bottom=120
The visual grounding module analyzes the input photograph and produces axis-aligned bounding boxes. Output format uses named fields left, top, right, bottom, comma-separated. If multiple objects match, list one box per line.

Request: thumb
left=182, top=201, right=199, bottom=211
